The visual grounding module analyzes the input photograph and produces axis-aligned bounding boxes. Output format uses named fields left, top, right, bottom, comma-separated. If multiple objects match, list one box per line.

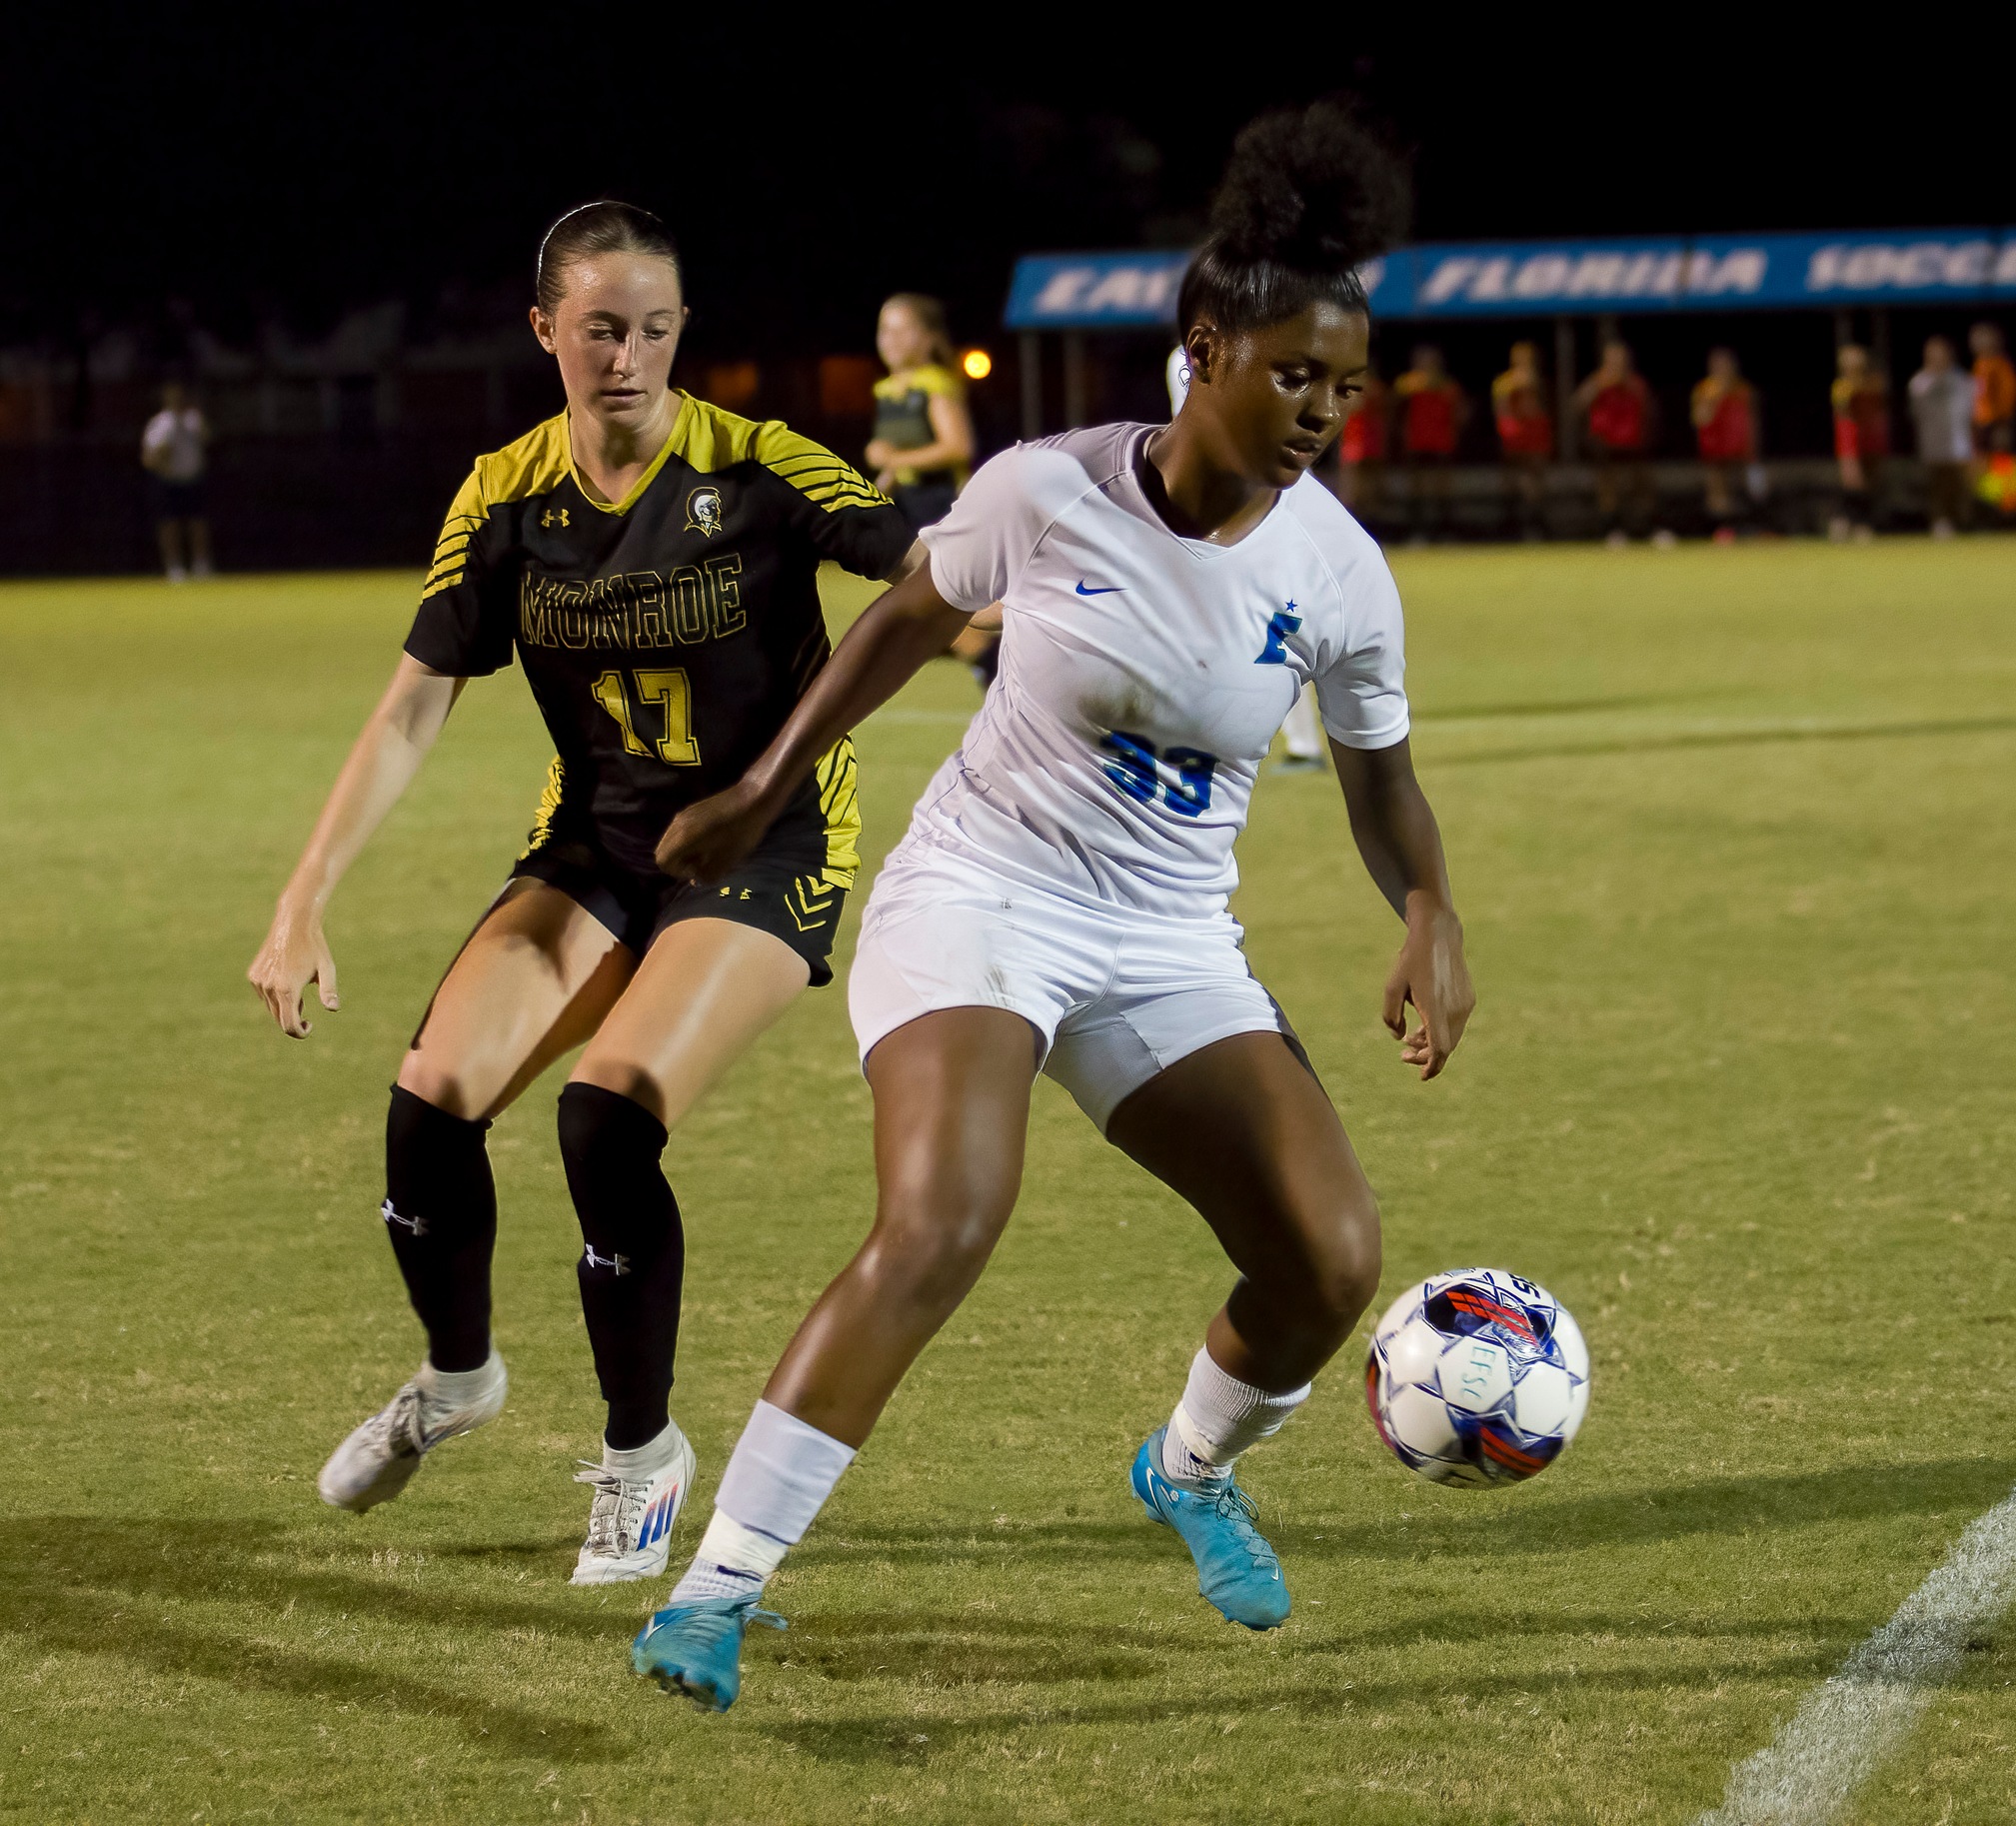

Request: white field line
left=1696, top=1482, right=2016, bottom=1826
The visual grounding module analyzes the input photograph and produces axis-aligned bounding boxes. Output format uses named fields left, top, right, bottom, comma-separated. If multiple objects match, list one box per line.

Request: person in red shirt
left=1969, top=323, right=2015, bottom=464
left=1328, top=365, right=1388, bottom=519
left=1393, top=344, right=1467, bottom=542
left=1573, top=338, right=1661, bottom=546
left=1690, top=348, right=1757, bottom=541
left=1491, top=341, right=1552, bottom=539
left=1829, top=343, right=1889, bottom=541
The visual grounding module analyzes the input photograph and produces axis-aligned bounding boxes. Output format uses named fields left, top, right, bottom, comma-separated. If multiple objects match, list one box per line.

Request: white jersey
left=141, top=408, right=207, bottom=482
left=905, top=422, right=1408, bottom=919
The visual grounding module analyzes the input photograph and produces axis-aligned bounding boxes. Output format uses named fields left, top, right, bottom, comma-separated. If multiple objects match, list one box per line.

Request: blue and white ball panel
left=1366, top=1268, right=1591, bottom=1487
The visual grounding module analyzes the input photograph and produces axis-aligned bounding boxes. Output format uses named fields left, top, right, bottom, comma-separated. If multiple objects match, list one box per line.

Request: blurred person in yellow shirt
left=868, top=293, right=996, bottom=686
left=866, top=293, right=976, bottom=533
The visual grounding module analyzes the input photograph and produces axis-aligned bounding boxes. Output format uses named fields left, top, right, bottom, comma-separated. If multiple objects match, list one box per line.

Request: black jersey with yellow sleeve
left=406, top=395, right=913, bottom=883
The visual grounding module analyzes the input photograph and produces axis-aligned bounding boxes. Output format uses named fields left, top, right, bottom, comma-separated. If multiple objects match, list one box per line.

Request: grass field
left=2, top=541, right=2012, bottom=1825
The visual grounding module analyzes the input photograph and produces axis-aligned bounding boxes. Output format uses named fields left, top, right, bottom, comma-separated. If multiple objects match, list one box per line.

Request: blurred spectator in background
left=1829, top=344, right=1889, bottom=541
left=1969, top=322, right=2014, bottom=458
left=1908, top=336, right=1974, bottom=538
left=1393, top=344, right=1465, bottom=543
left=1690, top=348, right=1756, bottom=542
left=1574, top=338, right=1663, bottom=547
left=140, top=381, right=212, bottom=583
left=866, top=292, right=974, bottom=533
left=1332, top=365, right=1387, bottom=519
left=1491, top=341, right=1552, bottom=539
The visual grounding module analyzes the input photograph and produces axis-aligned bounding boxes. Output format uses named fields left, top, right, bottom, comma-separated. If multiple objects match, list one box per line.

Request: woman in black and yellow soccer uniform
left=248, top=203, right=914, bottom=1585
left=865, top=292, right=974, bottom=533
left=867, top=292, right=1002, bottom=686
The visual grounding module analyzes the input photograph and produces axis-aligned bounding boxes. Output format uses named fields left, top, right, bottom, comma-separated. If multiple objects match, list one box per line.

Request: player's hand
left=655, top=780, right=776, bottom=885
left=1381, top=901, right=1472, bottom=1080
left=864, top=438, right=897, bottom=472
left=248, top=897, right=340, bottom=1039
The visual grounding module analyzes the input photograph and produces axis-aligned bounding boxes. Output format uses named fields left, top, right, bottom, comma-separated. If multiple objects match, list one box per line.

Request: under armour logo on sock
left=583, top=1244, right=631, bottom=1275
left=381, top=1198, right=428, bottom=1237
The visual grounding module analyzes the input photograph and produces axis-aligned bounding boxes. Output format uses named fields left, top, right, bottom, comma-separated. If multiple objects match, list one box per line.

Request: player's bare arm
left=1330, top=735, right=1474, bottom=1078
left=654, top=562, right=967, bottom=881
left=885, top=537, right=929, bottom=581
left=247, top=655, right=465, bottom=1037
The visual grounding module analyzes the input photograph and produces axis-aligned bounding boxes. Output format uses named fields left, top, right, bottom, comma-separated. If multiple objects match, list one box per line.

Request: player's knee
left=385, top=1081, right=491, bottom=1184
left=868, top=1174, right=1015, bottom=1311
left=558, top=1081, right=668, bottom=1191
left=1257, top=1184, right=1380, bottom=1331
left=558, top=1082, right=678, bottom=1256
left=1309, top=1229, right=1381, bottom=1327
left=395, top=1052, right=489, bottom=1122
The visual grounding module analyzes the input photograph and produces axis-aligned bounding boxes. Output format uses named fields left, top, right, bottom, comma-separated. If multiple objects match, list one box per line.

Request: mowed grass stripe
left=0, top=542, right=2011, bottom=1824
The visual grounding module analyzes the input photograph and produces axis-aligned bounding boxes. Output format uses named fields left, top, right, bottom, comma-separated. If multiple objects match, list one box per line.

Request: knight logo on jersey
left=685, top=487, right=724, bottom=537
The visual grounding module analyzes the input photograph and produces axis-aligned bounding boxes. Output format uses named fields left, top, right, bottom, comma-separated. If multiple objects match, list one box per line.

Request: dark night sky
left=4, top=13, right=2004, bottom=358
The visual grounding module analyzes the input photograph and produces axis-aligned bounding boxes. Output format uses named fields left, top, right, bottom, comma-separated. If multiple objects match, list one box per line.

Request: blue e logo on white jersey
left=1254, top=604, right=1301, bottom=665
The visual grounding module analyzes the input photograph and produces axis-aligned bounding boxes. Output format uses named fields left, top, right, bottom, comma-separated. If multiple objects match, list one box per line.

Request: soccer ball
left=1364, top=1268, right=1589, bottom=1486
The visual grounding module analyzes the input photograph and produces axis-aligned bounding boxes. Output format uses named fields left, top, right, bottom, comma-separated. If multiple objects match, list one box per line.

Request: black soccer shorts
left=511, top=833, right=847, bottom=986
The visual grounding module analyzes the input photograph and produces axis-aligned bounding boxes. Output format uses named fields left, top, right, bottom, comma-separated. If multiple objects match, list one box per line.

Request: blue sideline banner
left=1001, top=250, right=1399, bottom=328
left=1003, top=252, right=1192, bottom=329
left=1005, top=232, right=2016, bottom=328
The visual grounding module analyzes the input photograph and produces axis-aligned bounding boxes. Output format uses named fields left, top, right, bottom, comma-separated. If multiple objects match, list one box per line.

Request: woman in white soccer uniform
left=633, top=104, right=1474, bottom=1709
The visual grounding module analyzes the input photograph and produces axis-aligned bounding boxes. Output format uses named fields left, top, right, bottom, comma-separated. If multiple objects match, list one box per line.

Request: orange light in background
left=962, top=348, right=993, bottom=381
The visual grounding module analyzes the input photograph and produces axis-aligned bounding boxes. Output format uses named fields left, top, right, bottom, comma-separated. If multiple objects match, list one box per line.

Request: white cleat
left=317, top=1354, right=508, bottom=1513
left=570, top=1428, right=698, bottom=1587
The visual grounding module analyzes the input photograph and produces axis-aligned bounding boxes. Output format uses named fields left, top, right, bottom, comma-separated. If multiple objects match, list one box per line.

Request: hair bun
left=1207, top=100, right=1410, bottom=274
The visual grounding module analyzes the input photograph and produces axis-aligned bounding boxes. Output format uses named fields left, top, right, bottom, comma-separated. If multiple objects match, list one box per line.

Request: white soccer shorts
left=848, top=850, right=1294, bottom=1130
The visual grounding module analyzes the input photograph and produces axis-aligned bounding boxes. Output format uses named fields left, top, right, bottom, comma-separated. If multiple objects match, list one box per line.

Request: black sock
left=383, top=1085, right=497, bottom=1373
left=557, top=1082, right=683, bottom=1450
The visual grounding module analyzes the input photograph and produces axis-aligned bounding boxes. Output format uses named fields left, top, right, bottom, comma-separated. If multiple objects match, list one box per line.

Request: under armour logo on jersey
left=1255, top=603, right=1301, bottom=665
left=542, top=507, right=570, bottom=529
left=381, top=1198, right=428, bottom=1237
left=583, top=1244, right=631, bottom=1275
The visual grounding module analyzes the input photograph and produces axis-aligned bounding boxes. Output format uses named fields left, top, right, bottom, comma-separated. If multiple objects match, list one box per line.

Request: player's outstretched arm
left=1330, top=736, right=1475, bottom=1079
left=247, top=656, right=466, bottom=1038
left=655, top=565, right=969, bottom=883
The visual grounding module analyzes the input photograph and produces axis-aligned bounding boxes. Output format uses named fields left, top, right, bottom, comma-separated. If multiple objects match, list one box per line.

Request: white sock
left=665, top=1399, right=856, bottom=1603
left=417, top=1351, right=503, bottom=1405
left=1282, top=684, right=1325, bottom=762
left=669, top=1509, right=793, bottom=1603
left=1159, top=1347, right=1310, bottom=1487
left=603, top=1418, right=685, bottom=1479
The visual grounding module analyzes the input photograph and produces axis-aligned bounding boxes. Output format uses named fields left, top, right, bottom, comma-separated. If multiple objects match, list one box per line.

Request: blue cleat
left=631, top=1594, right=787, bottom=1712
left=1131, top=1428, right=1290, bottom=1630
